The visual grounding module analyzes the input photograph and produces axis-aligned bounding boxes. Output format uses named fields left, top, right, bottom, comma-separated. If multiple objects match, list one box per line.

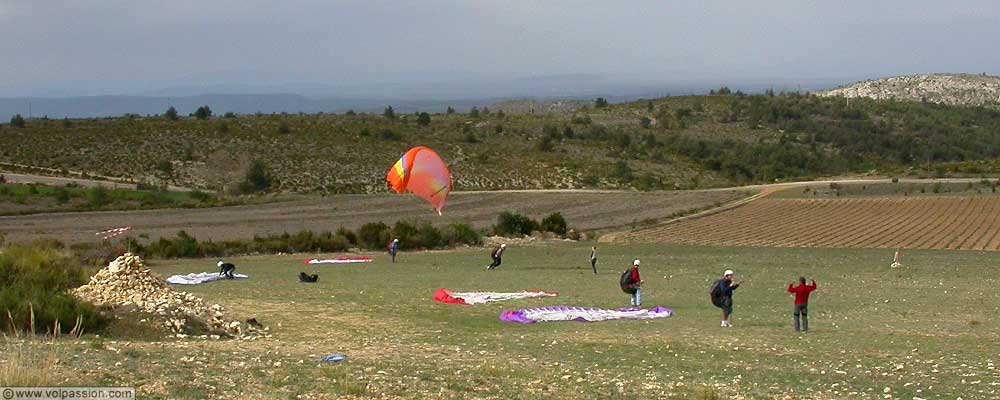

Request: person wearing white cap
left=486, top=243, right=507, bottom=270
left=624, top=259, right=643, bottom=307
left=715, top=269, right=742, bottom=327
left=218, top=260, right=236, bottom=279
left=388, top=238, right=400, bottom=263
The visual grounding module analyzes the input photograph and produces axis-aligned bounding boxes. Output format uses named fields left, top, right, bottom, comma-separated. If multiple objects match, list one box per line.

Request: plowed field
left=614, top=196, right=1000, bottom=250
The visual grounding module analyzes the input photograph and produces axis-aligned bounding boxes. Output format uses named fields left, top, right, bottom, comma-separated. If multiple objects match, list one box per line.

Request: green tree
left=164, top=106, right=179, bottom=120
left=9, top=114, right=26, bottom=128
left=446, top=106, right=455, bottom=115
left=417, top=112, right=431, bottom=126
left=594, top=97, right=609, bottom=108
left=469, top=107, right=480, bottom=118
left=240, top=160, right=274, bottom=193
left=193, top=105, right=212, bottom=120
left=640, top=117, right=652, bottom=128
left=383, top=105, right=396, bottom=120
left=540, top=212, right=568, bottom=235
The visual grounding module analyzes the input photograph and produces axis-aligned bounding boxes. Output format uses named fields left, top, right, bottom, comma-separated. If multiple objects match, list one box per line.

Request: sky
left=1, top=0, right=999, bottom=97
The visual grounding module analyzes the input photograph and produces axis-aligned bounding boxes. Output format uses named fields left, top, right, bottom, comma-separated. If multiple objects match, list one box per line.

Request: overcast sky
left=2, top=0, right=999, bottom=96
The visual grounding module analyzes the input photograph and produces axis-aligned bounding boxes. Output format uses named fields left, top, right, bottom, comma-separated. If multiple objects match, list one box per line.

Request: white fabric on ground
left=166, top=272, right=249, bottom=285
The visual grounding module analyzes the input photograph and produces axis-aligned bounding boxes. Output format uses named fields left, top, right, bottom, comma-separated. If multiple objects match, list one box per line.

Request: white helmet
left=218, top=261, right=224, bottom=267
left=723, top=269, right=734, bottom=276
left=633, top=259, right=640, bottom=266
left=500, top=243, right=507, bottom=248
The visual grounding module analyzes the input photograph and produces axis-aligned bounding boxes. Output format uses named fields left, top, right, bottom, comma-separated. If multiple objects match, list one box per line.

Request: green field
left=5, top=243, right=999, bottom=399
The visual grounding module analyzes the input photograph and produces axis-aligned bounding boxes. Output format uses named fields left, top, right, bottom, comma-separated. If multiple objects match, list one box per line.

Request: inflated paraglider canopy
left=385, top=146, right=452, bottom=214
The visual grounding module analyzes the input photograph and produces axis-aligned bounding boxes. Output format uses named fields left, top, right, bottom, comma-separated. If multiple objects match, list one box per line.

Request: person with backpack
left=787, top=277, right=817, bottom=332
left=388, top=238, right=399, bottom=263
left=589, top=246, right=598, bottom=274
left=620, top=259, right=643, bottom=307
left=486, top=244, right=506, bottom=270
left=711, top=269, right=741, bottom=327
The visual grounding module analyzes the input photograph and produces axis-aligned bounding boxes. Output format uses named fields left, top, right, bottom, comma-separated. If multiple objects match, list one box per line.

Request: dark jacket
left=718, top=279, right=739, bottom=298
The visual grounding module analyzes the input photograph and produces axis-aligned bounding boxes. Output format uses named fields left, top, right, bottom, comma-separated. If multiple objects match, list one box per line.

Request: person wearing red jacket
left=627, top=259, right=643, bottom=307
left=787, top=277, right=817, bottom=332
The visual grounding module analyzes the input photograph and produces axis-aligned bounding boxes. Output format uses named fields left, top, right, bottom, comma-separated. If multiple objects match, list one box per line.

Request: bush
left=239, top=160, right=273, bottom=193
left=358, top=222, right=391, bottom=250
left=193, top=106, right=212, bottom=120
left=86, top=186, right=110, bottom=207
left=493, top=212, right=539, bottom=236
left=336, top=227, right=358, bottom=246
left=0, top=245, right=102, bottom=334
left=540, top=212, right=568, bottom=235
left=441, top=223, right=483, bottom=246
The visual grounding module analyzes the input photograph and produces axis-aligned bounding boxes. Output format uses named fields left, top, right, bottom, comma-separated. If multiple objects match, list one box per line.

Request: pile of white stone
left=73, top=253, right=267, bottom=339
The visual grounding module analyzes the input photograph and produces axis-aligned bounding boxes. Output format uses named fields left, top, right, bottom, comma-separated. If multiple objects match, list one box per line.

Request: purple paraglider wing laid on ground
left=499, top=306, right=673, bottom=324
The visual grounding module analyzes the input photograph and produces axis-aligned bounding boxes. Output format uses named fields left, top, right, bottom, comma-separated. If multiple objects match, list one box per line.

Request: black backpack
left=620, top=269, right=637, bottom=294
left=709, top=279, right=724, bottom=306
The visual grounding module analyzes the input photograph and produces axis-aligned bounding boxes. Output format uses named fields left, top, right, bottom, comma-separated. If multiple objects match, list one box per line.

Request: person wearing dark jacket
left=589, top=246, right=598, bottom=274
left=787, top=277, right=817, bottom=332
left=218, top=261, right=236, bottom=279
left=717, top=269, right=741, bottom=327
left=486, top=244, right=506, bottom=270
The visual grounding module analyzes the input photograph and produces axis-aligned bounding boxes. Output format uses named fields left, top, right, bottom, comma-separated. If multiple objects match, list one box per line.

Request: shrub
left=335, top=227, right=358, bottom=246
left=493, top=212, right=539, bottom=236
left=86, top=186, right=109, bottom=207
left=441, top=223, right=483, bottom=246
left=239, top=160, right=273, bottom=193
left=0, top=245, right=102, bottom=335
left=389, top=221, right=418, bottom=246
left=358, top=222, right=391, bottom=250
left=540, top=212, right=568, bottom=235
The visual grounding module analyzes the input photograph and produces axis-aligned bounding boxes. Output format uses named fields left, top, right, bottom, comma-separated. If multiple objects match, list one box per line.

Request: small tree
left=469, top=107, right=480, bottom=118
left=164, top=106, right=179, bottom=120
left=540, top=212, right=568, bottom=235
left=446, top=106, right=455, bottom=115
left=536, top=135, right=555, bottom=152
left=9, top=114, right=26, bottom=128
left=193, top=105, right=212, bottom=120
left=594, top=97, right=609, bottom=108
left=640, top=116, right=652, bottom=128
left=383, top=105, right=396, bottom=120
left=417, top=112, right=431, bottom=126
left=277, top=122, right=291, bottom=134
left=240, top=160, right=274, bottom=193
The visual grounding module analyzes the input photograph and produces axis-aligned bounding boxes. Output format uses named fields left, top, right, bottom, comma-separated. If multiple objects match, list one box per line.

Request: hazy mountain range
left=0, top=74, right=848, bottom=121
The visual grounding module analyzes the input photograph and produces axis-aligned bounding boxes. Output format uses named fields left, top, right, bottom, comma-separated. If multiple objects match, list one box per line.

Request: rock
left=72, top=253, right=266, bottom=339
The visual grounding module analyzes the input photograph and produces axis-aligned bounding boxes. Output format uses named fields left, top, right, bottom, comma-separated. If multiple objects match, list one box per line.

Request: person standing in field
left=589, top=246, right=598, bottom=274
left=714, top=270, right=741, bottom=327
left=486, top=243, right=506, bottom=270
left=787, top=277, right=817, bottom=332
left=388, top=238, right=399, bottom=263
left=621, top=259, right=643, bottom=307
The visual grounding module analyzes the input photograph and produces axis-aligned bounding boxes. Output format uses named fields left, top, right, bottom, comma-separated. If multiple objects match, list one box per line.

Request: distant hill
left=817, top=73, right=1000, bottom=107
left=6, top=90, right=1000, bottom=195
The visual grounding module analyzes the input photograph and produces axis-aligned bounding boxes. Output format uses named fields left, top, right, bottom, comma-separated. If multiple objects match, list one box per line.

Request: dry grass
left=0, top=341, right=60, bottom=387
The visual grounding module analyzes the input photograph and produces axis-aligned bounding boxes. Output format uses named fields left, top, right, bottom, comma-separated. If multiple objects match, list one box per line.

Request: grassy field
left=4, top=242, right=998, bottom=399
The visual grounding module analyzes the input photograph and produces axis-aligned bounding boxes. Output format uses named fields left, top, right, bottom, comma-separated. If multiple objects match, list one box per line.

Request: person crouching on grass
left=787, top=277, right=817, bottom=332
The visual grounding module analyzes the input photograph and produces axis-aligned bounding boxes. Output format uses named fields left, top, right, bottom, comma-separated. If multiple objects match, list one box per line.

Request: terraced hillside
left=0, top=189, right=745, bottom=245
left=614, top=195, right=1000, bottom=250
